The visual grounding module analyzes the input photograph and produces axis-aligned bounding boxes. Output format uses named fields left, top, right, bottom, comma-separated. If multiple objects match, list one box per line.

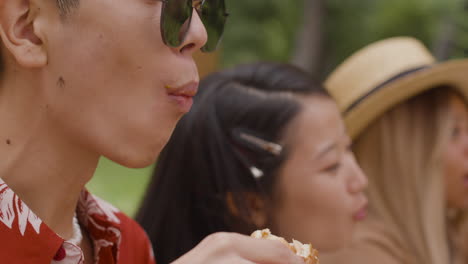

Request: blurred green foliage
left=323, top=0, right=461, bottom=73
left=221, top=0, right=305, bottom=67
left=221, top=0, right=466, bottom=76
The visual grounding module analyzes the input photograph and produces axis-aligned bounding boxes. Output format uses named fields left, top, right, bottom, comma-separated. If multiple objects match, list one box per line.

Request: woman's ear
left=226, top=192, right=268, bottom=228
left=0, top=0, right=47, bottom=69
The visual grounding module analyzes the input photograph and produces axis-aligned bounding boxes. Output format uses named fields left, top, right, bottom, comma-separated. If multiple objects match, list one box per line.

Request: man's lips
left=166, top=81, right=199, bottom=112
left=166, top=81, right=199, bottom=97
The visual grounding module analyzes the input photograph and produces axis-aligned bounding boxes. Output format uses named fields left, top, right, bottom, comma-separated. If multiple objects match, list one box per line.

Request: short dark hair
left=136, top=62, right=330, bottom=264
left=56, top=0, right=79, bottom=16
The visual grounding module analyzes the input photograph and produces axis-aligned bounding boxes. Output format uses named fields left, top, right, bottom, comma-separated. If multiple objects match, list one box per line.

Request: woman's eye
left=324, top=163, right=341, bottom=173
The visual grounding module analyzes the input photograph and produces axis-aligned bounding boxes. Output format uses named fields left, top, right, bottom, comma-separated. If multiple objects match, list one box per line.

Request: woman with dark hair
left=137, top=62, right=368, bottom=264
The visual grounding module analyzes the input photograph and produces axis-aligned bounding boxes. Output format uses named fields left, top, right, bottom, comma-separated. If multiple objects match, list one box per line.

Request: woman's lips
left=167, top=94, right=194, bottom=113
left=353, top=203, right=368, bottom=221
left=166, top=82, right=199, bottom=113
left=464, top=175, right=468, bottom=187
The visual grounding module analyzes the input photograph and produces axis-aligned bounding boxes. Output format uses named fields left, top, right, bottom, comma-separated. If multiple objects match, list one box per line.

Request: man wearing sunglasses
left=0, top=0, right=305, bottom=263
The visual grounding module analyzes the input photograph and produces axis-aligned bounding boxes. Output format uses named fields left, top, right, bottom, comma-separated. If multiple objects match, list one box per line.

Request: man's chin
left=119, top=158, right=156, bottom=169
left=106, top=144, right=164, bottom=169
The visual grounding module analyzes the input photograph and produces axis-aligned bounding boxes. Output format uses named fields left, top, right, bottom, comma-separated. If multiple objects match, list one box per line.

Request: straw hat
left=325, top=37, right=468, bottom=139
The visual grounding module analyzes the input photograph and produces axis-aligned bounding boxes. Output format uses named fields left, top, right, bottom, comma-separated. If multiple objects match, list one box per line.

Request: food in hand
left=251, top=229, right=319, bottom=264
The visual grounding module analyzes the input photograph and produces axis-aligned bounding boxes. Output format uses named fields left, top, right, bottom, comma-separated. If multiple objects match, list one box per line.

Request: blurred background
left=86, top=0, right=468, bottom=217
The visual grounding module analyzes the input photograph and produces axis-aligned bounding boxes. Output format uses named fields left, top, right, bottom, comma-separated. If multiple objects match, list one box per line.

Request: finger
left=229, top=233, right=305, bottom=264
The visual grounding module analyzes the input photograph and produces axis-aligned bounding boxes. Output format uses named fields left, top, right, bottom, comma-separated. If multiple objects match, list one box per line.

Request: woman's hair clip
left=250, top=166, right=264, bottom=179
left=239, top=132, right=283, bottom=156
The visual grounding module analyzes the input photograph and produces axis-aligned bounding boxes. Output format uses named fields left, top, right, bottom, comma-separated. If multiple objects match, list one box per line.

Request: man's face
left=41, top=0, right=207, bottom=167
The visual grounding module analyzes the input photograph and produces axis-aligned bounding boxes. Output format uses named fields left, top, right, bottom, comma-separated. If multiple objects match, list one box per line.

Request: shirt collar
left=0, top=178, right=123, bottom=263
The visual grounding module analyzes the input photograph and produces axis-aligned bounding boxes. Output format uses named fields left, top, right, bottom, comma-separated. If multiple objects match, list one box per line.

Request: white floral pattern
left=78, top=193, right=121, bottom=227
left=90, top=196, right=121, bottom=224
left=0, top=179, right=42, bottom=235
left=0, top=179, right=151, bottom=264
left=50, top=242, right=85, bottom=264
left=77, top=192, right=122, bottom=263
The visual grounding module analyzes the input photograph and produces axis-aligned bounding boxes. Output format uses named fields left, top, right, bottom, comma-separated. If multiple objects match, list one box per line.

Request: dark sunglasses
left=159, top=0, right=228, bottom=52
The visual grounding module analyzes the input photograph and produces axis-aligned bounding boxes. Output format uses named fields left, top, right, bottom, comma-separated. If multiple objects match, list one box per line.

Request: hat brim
left=346, top=58, right=468, bottom=139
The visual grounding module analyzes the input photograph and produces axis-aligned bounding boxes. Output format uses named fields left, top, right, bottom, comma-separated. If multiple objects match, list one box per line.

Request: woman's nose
left=348, top=155, right=368, bottom=193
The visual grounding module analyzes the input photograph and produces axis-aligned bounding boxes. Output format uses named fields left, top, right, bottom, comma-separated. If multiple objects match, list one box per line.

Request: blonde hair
left=352, top=87, right=464, bottom=264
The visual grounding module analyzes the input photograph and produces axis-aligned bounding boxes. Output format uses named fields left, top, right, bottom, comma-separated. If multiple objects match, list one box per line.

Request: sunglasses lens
left=199, top=0, right=228, bottom=52
left=162, top=0, right=193, bottom=47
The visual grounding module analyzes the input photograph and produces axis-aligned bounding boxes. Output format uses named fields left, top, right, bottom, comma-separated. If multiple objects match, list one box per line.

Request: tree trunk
left=433, top=17, right=456, bottom=60
left=290, top=0, right=325, bottom=76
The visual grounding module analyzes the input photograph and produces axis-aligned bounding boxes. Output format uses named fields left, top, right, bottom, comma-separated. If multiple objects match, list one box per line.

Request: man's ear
left=0, top=0, right=47, bottom=69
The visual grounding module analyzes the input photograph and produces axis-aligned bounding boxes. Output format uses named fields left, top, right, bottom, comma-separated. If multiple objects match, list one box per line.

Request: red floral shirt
left=0, top=178, right=156, bottom=264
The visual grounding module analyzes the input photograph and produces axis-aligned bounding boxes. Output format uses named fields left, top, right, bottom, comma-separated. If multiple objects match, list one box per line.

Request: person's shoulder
left=116, top=211, right=156, bottom=263
left=115, top=210, right=149, bottom=242
left=320, top=241, right=402, bottom=264
left=89, top=195, right=156, bottom=264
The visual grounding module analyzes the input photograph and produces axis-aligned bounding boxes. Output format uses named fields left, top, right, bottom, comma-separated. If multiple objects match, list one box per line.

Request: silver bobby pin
left=250, top=166, right=264, bottom=179
left=239, top=132, right=283, bottom=156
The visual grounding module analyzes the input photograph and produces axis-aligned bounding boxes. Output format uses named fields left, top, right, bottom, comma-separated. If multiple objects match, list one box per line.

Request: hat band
left=345, top=65, right=431, bottom=114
